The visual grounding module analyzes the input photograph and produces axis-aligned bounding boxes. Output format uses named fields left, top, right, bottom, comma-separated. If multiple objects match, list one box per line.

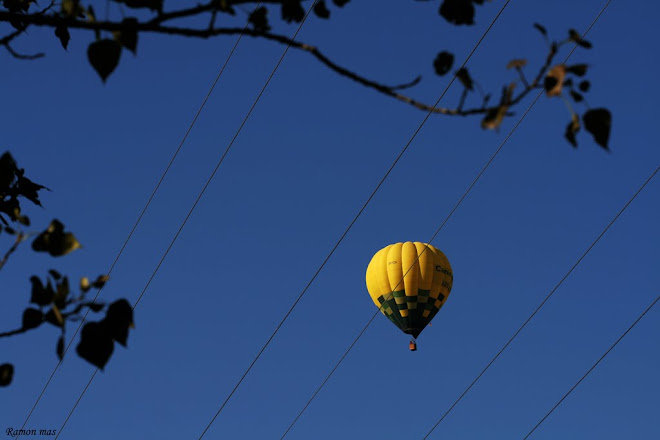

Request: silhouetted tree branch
left=0, top=151, right=134, bottom=386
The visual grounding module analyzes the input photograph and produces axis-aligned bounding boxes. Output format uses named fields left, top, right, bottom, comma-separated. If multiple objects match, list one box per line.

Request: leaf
left=54, top=24, right=70, bottom=50
left=61, top=0, right=82, bottom=17
left=56, top=336, right=65, bottom=360
left=80, top=276, right=91, bottom=292
left=45, top=305, right=64, bottom=327
left=313, top=0, right=330, bottom=18
left=103, top=299, right=133, bottom=346
left=87, top=302, right=105, bottom=312
left=22, top=308, right=43, bottom=330
left=439, top=0, right=475, bottom=25
left=506, top=59, right=527, bottom=70
left=564, top=113, right=580, bottom=148
left=0, top=152, right=18, bottom=190
left=566, top=64, right=588, bottom=76
left=281, top=0, right=305, bottom=23
left=481, top=83, right=515, bottom=131
left=433, top=51, right=454, bottom=76
left=583, top=108, right=612, bottom=150
left=533, top=23, right=547, bottom=36
left=30, top=276, right=54, bottom=306
left=544, top=64, right=566, bottom=97
left=332, top=0, right=349, bottom=6
left=54, top=277, right=70, bottom=308
left=0, top=363, right=14, bottom=387
left=32, top=219, right=82, bottom=257
left=16, top=175, right=47, bottom=206
left=91, top=274, right=110, bottom=289
left=113, top=0, right=162, bottom=11
left=114, top=18, right=138, bottom=54
left=456, top=67, right=473, bottom=90
left=578, top=80, right=590, bottom=92
left=248, top=6, right=270, bottom=32
left=87, top=39, right=122, bottom=82
left=568, top=29, right=592, bottom=48
left=76, top=322, right=114, bottom=369
left=569, top=90, right=583, bottom=103
left=49, top=269, right=62, bottom=280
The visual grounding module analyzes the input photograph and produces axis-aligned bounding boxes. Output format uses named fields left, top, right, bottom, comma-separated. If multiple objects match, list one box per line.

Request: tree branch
left=0, top=8, right=559, bottom=118
left=0, top=232, right=27, bottom=271
left=0, top=326, right=31, bottom=338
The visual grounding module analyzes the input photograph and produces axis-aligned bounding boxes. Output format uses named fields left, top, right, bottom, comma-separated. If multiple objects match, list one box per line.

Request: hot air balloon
left=365, top=242, right=453, bottom=350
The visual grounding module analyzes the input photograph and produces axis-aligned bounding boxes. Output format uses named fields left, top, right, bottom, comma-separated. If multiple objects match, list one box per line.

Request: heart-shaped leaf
left=87, top=39, right=122, bottom=82
left=583, top=108, right=612, bottom=150
left=433, top=51, right=454, bottom=76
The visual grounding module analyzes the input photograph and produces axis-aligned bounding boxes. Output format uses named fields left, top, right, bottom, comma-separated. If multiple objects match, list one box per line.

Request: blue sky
left=2, top=0, right=659, bottom=439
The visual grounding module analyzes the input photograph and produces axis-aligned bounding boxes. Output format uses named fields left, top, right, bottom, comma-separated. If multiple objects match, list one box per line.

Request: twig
left=0, top=232, right=27, bottom=271
left=0, top=8, right=560, bottom=117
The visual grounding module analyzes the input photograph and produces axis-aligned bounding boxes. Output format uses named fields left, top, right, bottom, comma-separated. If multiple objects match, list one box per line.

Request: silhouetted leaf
left=456, top=67, right=473, bottom=90
left=45, top=306, right=64, bottom=328
left=566, top=64, right=588, bottom=76
left=0, top=363, right=13, bottom=386
left=76, top=322, right=114, bottom=369
left=16, top=175, right=46, bottom=206
left=568, top=29, right=592, bottom=48
left=533, top=22, right=547, bottom=36
left=61, top=0, right=83, bottom=17
left=87, top=302, right=105, bottom=312
left=113, top=0, right=162, bottom=11
left=30, top=276, right=53, bottom=306
left=91, top=274, right=110, bottom=289
left=249, top=6, right=270, bottom=32
left=332, top=0, right=350, bottom=6
left=281, top=0, right=305, bottom=23
left=103, top=299, right=133, bottom=346
left=56, top=336, right=65, bottom=360
left=54, top=277, right=70, bottom=308
left=87, top=39, right=122, bottom=82
left=0, top=152, right=18, bottom=190
left=433, top=51, right=454, bottom=76
left=54, top=24, right=70, bottom=50
left=506, top=59, right=527, bottom=69
left=545, top=64, right=565, bottom=97
left=49, top=269, right=62, bottom=280
left=583, top=108, right=612, bottom=150
left=563, top=78, right=573, bottom=88
left=22, top=308, right=43, bottom=330
left=313, top=0, right=330, bottom=18
left=565, top=113, right=580, bottom=148
left=32, top=219, right=81, bottom=257
left=578, top=80, right=590, bottom=92
left=481, top=83, right=515, bottom=130
left=114, top=18, right=138, bottom=54
left=439, top=0, right=475, bottom=25
left=569, top=90, right=583, bottom=103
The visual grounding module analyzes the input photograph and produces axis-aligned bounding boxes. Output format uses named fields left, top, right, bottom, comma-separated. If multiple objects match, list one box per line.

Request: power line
left=276, top=5, right=535, bottom=439
left=522, top=293, right=660, bottom=439
left=195, top=2, right=513, bottom=438
left=53, top=0, right=308, bottom=431
left=18, top=6, right=259, bottom=434
left=52, top=0, right=319, bottom=435
left=424, top=6, right=653, bottom=438
left=279, top=2, right=620, bottom=437
left=422, top=168, right=657, bottom=440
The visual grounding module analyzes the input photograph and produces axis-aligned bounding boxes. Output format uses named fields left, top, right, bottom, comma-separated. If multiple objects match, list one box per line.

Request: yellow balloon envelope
left=365, top=242, right=453, bottom=339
